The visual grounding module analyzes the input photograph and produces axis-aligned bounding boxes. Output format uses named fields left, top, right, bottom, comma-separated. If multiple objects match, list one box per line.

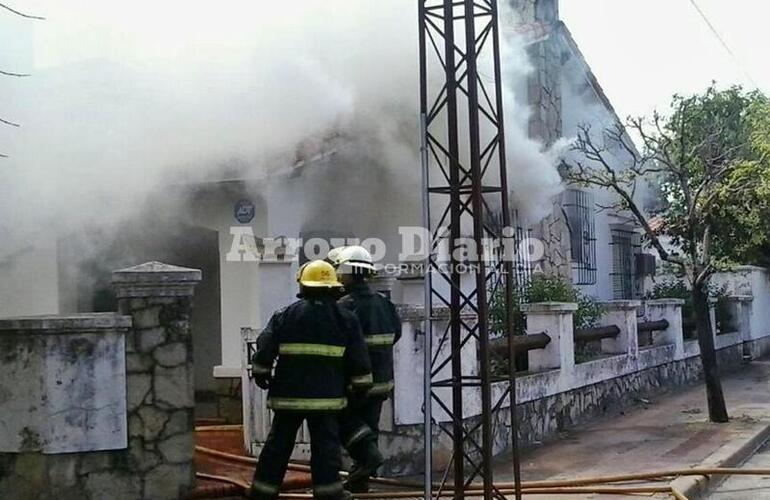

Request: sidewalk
left=708, top=439, right=770, bottom=499
left=491, top=358, right=770, bottom=499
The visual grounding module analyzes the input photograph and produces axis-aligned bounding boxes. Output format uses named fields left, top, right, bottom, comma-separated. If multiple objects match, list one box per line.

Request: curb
left=670, top=421, right=770, bottom=499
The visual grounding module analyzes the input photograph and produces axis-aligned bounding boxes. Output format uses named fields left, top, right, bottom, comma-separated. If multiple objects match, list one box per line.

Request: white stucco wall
left=558, top=32, right=643, bottom=301
left=187, top=182, right=267, bottom=377
left=713, top=266, right=770, bottom=340
left=0, top=314, right=128, bottom=453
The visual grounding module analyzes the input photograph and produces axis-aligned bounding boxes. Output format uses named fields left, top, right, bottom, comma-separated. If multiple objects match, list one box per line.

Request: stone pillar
left=646, top=299, right=685, bottom=359
left=729, top=295, right=753, bottom=339
left=522, top=302, right=577, bottom=372
left=598, top=301, right=641, bottom=356
left=112, top=261, right=201, bottom=500
left=709, top=297, right=718, bottom=336
left=728, top=295, right=754, bottom=358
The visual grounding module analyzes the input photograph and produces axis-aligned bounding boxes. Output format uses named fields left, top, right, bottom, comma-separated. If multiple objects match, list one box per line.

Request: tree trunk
left=692, top=284, right=729, bottom=423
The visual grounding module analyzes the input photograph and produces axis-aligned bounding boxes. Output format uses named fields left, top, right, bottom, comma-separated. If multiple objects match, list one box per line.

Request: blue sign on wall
left=234, top=199, right=255, bottom=224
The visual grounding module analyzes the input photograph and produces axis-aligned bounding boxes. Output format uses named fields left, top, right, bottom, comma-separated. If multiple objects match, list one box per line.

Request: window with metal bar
left=610, top=228, right=642, bottom=299
left=563, top=189, right=597, bottom=285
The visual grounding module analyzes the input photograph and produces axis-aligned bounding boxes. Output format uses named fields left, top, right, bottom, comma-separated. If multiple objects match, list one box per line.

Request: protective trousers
left=341, top=397, right=384, bottom=450
left=251, top=411, right=345, bottom=500
left=339, top=396, right=385, bottom=492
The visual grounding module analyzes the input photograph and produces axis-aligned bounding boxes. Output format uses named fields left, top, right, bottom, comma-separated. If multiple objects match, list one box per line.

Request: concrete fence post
left=598, top=300, right=641, bottom=357
left=522, top=302, right=577, bottom=373
left=112, top=261, right=202, bottom=499
left=728, top=295, right=754, bottom=358
left=645, top=299, right=685, bottom=359
left=395, top=273, right=425, bottom=307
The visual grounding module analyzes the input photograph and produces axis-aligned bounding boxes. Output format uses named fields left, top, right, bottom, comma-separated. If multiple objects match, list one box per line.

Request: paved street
left=489, top=359, right=770, bottom=499
left=707, top=438, right=770, bottom=499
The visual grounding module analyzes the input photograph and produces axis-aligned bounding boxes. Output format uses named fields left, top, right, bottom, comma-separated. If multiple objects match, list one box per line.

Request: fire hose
left=195, top=472, right=690, bottom=499
left=195, top=444, right=770, bottom=499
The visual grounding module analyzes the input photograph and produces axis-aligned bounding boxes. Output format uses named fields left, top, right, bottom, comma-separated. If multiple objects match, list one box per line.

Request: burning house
left=0, top=0, right=649, bottom=433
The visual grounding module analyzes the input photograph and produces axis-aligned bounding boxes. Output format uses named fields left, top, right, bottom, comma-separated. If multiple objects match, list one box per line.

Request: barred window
left=564, top=189, right=597, bottom=285
left=513, top=224, right=533, bottom=299
left=484, top=209, right=532, bottom=300
left=610, top=228, right=642, bottom=299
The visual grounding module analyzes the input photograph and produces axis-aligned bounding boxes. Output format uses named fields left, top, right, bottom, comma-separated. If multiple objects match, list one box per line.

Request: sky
left=560, top=0, right=770, bottom=119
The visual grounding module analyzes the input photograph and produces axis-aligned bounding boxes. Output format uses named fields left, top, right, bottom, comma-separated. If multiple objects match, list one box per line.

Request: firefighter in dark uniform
left=250, top=260, right=373, bottom=500
left=332, top=246, right=402, bottom=493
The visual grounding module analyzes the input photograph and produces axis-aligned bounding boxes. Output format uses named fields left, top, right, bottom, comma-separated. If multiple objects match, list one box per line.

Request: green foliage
left=654, top=85, right=770, bottom=269
left=710, top=95, right=770, bottom=267
left=489, top=275, right=603, bottom=336
left=644, top=279, right=734, bottom=335
left=645, top=279, right=694, bottom=318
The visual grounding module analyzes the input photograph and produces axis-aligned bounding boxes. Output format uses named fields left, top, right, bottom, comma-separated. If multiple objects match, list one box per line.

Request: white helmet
left=337, top=245, right=377, bottom=273
left=326, top=246, right=348, bottom=267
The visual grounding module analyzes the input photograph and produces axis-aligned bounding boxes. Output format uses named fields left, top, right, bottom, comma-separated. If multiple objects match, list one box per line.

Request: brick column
left=522, top=302, right=577, bottom=373
left=112, top=261, right=201, bottom=499
left=598, top=301, right=641, bottom=356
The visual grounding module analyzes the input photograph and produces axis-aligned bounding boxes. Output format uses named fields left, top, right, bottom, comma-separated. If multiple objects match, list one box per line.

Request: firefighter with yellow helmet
left=332, top=246, right=402, bottom=493
left=250, top=260, right=372, bottom=500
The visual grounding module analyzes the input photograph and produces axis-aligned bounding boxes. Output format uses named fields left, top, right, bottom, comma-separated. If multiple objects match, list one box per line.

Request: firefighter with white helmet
left=250, top=260, right=372, bottom=500
left=325, top=246, right=347, bottom=267
left=332, top=246, right=402, bottom=493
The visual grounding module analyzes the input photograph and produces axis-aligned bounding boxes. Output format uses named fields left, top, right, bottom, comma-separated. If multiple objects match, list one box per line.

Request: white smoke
left=497, top=4, right=566, bottom=224
left=0, top=0, right=565, bottom=255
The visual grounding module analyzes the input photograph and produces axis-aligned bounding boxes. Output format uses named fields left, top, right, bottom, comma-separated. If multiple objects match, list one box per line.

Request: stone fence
left=380, top=293, right=769, bottom=475
left=241, top=275, right=770, bottom=477
left=236, top=273, right=770, bottom=477
left=0, top=262, right=201, bottom=500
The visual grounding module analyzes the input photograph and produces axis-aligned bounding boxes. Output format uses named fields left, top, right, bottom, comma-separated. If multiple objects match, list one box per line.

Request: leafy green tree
left=566, top=84, right=770, bottom=423
left=709, top=94, right=770, bottom=266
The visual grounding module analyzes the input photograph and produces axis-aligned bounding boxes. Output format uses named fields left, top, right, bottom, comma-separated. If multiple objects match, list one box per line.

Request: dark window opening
left=610, top=228, right=642, bottom=299
left=564, top=189, right=597, bottom=285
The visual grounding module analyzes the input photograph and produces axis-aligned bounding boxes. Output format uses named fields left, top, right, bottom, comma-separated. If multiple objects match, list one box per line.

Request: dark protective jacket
left=251, top=296, right=373, bottom=411
left=338, top=282, right=402, bottom=397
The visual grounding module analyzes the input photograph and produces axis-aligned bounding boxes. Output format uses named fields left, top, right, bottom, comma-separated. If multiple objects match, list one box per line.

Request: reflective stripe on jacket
left=252, top=296, right=372, bottom=411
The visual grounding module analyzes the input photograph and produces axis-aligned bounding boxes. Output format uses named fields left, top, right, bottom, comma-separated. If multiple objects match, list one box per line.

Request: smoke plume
left=0, top=0, right=565, bottom=257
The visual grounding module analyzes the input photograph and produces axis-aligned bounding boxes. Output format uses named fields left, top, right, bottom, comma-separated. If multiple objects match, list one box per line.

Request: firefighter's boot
left=344, top=440, right=383, bottom=493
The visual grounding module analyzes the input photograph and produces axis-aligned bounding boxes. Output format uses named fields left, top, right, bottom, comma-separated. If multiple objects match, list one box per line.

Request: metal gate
left=241, top=327, right=311, bottom=459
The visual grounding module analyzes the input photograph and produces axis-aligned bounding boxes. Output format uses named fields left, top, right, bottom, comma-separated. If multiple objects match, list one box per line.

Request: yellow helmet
left=296, top=260, right=343, bottom=288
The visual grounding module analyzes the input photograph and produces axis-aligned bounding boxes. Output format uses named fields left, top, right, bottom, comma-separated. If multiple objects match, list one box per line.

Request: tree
left=565, top=85, right=770, bottom=423
left=709, top=94, right=770, bottom=266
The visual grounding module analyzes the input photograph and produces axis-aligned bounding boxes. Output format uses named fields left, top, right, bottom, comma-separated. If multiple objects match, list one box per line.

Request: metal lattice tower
left=419, top=0, right=522, bottom=499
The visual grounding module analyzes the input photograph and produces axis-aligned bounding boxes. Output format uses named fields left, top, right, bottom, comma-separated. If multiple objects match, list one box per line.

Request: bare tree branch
left=567, top=121, right=687, bottom=271
left=0, top=2, right=45, bottom=20
left=0, top=69, right=29, bottom=77
left=1, top=3, right=42, bottom=159
left=0, top=117, right=20, bottom=127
